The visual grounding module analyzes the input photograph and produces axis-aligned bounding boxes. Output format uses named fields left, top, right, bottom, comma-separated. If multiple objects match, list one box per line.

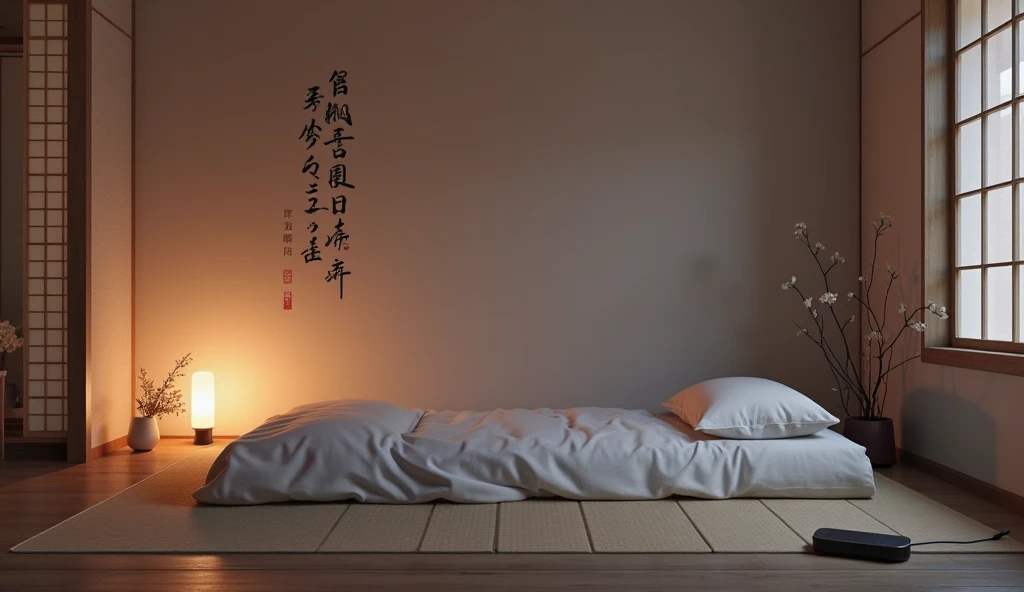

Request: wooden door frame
left=66, top=0, right=91, bottom=464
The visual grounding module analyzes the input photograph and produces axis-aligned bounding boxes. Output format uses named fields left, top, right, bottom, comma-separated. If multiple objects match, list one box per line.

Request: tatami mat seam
left=758, top=499, right=811, bottom=546
left=414, top=504, right=437, bottom=552
left=675, top=501, right=714, bottom=552
left=492, top=503, right=501, bottom=552
left=842, top=499, right=900, bottom=540
left=577, top=502, right=596, bottom=553
left=671, top=497, right=714, bottom=553
left=313, top=504, right=351, bottom=553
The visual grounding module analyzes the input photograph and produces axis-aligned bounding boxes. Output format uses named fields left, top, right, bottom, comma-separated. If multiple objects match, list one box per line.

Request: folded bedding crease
left=193, top=399, right=876, bottom=506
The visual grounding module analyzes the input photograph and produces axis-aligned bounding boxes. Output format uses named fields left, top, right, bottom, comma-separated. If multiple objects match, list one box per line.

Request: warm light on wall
left=191, top=371, right=215, bottom=445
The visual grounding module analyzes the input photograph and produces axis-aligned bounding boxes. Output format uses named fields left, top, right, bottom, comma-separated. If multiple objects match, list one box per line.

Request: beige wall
left=135, top=0, right=860, bottom=436
left=861, top=0, right=1024, bottom=497
left=89, top=0, right=133, bottom=447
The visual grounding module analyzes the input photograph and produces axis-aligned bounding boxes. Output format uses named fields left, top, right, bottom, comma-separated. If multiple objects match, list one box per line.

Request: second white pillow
left=663, top=377, right=838, bottom=439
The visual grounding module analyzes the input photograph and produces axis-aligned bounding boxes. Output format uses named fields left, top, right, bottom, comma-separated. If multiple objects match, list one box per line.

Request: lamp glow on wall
left=191, top=371, right=215, bottom=445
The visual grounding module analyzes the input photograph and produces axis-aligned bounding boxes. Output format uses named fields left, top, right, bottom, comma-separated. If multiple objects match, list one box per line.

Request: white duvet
left=193, top=399, right=875, bottom=505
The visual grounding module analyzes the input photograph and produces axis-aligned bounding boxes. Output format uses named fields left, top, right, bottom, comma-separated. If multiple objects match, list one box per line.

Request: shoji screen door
left=23, top=0, right=67, bottom=435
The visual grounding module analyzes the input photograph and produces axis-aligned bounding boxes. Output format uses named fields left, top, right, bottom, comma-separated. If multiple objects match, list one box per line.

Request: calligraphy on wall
left=290, top=69, right=355, bottom=301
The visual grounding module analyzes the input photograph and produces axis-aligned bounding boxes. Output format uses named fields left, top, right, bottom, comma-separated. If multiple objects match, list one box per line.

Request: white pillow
left=662, top=377, right=838, bottom=439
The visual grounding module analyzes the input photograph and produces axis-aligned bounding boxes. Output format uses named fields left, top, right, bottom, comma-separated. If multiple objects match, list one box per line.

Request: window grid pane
left=24, top=1, right=68, bottom=435
left=954, top=4, right=1024, bottom=346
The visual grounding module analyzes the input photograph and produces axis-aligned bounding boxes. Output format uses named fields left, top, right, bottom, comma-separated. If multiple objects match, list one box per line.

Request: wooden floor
left=1, top=440, right=1022, bottom=591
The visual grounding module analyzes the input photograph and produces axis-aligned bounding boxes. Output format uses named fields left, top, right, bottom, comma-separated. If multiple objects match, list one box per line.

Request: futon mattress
left=193, top=399, right=875, bottom=505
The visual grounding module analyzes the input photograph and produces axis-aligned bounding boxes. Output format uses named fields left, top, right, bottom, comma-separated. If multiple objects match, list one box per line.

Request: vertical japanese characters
left=282, top=208, right=294, bottom=257
left=296, top=69, right=354, bottom=299
left=282, top=209, right=294, bottom=309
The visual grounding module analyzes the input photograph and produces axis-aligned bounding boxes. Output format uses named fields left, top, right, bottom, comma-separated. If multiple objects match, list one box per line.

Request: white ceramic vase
left=127, top=416, right=160, bottom=452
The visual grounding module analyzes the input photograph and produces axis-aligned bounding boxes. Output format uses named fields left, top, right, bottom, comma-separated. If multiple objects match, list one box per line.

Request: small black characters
left=282, top=208, right=293, bottom=256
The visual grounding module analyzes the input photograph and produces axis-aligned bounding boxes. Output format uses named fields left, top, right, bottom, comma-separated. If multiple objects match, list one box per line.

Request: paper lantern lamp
left=191, top=371, right=215, bottom=445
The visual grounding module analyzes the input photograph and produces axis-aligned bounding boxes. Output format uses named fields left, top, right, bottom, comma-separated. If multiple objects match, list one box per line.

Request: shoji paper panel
left=24, top=1, right=67, bottom=435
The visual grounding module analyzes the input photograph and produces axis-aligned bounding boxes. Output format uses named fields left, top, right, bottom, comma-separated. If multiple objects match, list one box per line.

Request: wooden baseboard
left=88, top=435, right=128, bottom=461
left=159, top=435, right=239, bottom=440
left=4, top=441, right=65, bottom=461
left=898, top=448, right=1024, bottom=516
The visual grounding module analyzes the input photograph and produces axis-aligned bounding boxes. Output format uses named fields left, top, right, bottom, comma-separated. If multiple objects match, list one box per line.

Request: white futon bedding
left=193, top=400, right=875, bottom=505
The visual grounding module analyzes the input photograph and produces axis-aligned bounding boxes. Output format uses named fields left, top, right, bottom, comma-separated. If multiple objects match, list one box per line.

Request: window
left=953, top=0, right=1024, bottom=353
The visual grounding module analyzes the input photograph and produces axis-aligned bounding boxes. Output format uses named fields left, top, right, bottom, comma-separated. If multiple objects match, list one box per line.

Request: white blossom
left=872, top=213, right=894, bottom=231
left=781, top=214, right=950, bottom=399
left=0, top=321, right=22, bottom=354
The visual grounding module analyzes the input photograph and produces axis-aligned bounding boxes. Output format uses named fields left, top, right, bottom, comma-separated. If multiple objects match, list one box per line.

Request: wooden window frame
left=922, top=0, right=1024, bottom=376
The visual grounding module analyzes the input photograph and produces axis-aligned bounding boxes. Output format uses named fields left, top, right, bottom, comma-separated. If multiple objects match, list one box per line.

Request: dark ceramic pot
left=844, top=417, right=896, bottom=467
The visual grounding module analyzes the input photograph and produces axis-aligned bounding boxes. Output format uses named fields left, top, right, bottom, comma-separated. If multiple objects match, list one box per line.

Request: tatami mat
left=679, top=499, right=807, bottom=553
left=320, top=504, right=432, bottom=552
left=11, top=449, right=1024, bottom=554
left=497, top=500, right=592, bottom=553
left=762, top=499, right=898, bottom=544
left=582, top=501, right=711, bottom=553
left=850, top=474, right=1024, bottom=553
left=419, top=503, right=497, bottom=553
left=11, top=449, right=349, bottom=553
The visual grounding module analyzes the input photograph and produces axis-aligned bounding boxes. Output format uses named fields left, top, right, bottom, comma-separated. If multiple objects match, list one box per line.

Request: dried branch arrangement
left=136, top=353, right=193, bottom=419
left=781, top=214, right=947, bottom=419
